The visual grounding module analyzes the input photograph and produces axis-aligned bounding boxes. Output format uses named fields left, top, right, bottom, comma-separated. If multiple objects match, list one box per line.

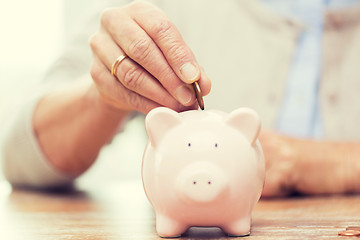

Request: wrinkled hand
left=260, top=130, right=353, bottom=197
left=260, top=130, right=298, bottom=197
left=89, top=0, right=211, bottom=114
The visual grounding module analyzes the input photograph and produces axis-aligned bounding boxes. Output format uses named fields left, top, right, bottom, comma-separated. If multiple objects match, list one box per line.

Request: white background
left=0, top=0, right=64, bottom=120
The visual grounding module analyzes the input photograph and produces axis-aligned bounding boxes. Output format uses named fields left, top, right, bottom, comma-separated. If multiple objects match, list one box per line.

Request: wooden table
left=1, top=180, right=360, bottom=240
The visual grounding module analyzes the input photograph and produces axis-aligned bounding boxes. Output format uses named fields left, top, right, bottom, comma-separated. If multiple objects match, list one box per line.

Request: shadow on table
left=180, top=227, right=238, bottom=239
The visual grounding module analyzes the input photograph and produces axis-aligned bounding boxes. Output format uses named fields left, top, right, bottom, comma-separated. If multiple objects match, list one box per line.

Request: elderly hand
left=89, top=0, right=211, bottom=114
left=260, top=130, right=355, bottom=197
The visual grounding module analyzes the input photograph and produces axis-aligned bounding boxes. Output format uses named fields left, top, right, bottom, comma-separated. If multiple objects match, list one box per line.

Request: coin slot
left=215, top=143, right=218, bottom=148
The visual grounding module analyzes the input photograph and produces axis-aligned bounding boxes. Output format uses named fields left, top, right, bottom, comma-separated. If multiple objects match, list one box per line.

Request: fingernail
left=180, top=63, right=200, bottom=82
left=175, top=85, right=193, bottom=106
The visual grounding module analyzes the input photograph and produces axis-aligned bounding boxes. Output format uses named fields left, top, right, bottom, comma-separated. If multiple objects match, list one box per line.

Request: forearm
left=33, top=77, right=131, bottom=177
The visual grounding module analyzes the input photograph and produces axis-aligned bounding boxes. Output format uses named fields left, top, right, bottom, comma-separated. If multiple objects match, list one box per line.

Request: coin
left=338, top=229, right=360, bottom=236
left=193, top=81, right=204, bottom=110
left=346, top=226, right=360, bottom=231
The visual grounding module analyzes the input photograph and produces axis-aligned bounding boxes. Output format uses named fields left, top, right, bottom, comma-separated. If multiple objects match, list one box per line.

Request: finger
left=117, top=58, right=190, bottom=111
left=101, top=8, right=196, bottom=107
left=90, top=56, right=162, bottom=114
left=198, top=66, right=212, bottom=97
left=131, top=3, right=201, bottom=84
left=89, top=30, right=183, bottom=111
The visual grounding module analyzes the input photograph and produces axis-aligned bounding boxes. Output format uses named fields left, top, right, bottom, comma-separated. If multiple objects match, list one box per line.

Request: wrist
left=34, top=80, right=133, bottom=177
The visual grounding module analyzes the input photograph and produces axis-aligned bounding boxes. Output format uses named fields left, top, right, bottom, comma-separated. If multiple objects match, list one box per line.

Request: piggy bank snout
left=177, top=164, right=229, bottom=204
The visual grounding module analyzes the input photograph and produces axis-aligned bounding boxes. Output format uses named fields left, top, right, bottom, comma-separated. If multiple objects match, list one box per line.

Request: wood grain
left=1, top=180, right=359, bottom=240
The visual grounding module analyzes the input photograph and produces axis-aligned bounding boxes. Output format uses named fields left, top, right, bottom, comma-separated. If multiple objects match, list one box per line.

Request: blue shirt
left=260, top=0, right=360, bottom=139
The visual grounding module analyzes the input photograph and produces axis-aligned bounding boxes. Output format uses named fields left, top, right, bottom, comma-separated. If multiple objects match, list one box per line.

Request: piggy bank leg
left=156, top=214, right=188, bottom=238
left=222, top=217, right=251, bottom=237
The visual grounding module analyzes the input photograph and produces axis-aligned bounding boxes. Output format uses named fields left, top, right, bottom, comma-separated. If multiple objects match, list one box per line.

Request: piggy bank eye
left=215, top=143, right=218, bottom=148
left=188, top=143, right=191, bottom=147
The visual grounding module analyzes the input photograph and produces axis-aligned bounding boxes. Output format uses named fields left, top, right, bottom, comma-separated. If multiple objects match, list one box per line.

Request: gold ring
left=111, top=54, right=127, bottom=77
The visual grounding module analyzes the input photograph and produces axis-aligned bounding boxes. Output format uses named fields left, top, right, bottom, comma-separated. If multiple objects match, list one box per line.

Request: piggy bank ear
left=225, top=108, right=261, bottom=145
left=145, top=107, right=182, bottom=147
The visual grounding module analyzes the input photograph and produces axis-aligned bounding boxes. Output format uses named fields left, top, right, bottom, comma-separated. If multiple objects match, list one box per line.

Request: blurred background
left=0, top=0, right=146, bottom=186
left=0, top=0, right=64, bottom=118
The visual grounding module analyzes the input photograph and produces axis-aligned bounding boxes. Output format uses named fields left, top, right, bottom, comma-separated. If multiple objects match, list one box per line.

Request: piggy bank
left=142, top=107, right=265, bottom=237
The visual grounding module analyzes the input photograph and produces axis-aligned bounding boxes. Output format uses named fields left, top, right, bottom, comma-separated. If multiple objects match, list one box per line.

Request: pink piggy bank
left=142, top=107, right=265, bottom=237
